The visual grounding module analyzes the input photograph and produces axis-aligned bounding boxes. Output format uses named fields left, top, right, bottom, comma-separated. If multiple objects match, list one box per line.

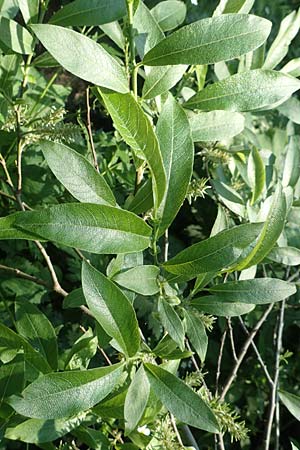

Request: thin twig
left=227, top=317, right=238, bottom=363
left=0, top=189, right=16, bottom=201
left=238, top=317, right=274, bottom=387
left=0, top=153, right=14, bottom=189
left=216, top=328, right=227, bottom=396
left=0, top=264, right=48, bottom=287
left=264, top=300, right=285, bottom=450
left=86, top=87, right=99, bottom=172
left=220, top=303, right=274, bottom=401
left=164, top=229, right=169, bottom=262
left=170, top=414, right=184, bottom=448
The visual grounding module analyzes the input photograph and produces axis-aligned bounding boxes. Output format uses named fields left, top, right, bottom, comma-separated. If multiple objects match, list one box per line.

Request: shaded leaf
left=158, top=297, right=185, bottom=350
left=124, top=366, right=150, bottom=435
left=151, top=1, right=186, bottom=32
left=189, top=110, right=245, bottom=142
left=82, top=262, right=140, bottom=357
left=112, top=265, right=160, bottom=296
left=190, top=297, right=254, bottom=316
left=247, top=147, right=265, bottom=204
left=0, top=16, right=34, bottom=54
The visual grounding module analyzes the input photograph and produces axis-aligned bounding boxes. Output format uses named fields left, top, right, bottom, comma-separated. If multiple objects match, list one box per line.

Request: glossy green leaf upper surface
left=163, top=223, right=263, bottom=278
left=100, top=91, right=166, bottom=211
left=144, top=363, right=219, bottom=432
left=112, top=265, right=160, bottom=296
left=82, top=262, right=140, bottom=357
left=185, top=70, right=300, bottom=112
left=190, top=297, right=255, bottom=316
left=156, top=94, right=194, bottom=236
left=50, top=0, right=126, bottom=26
left=158, top=297, right=185, bottom=350
left=151, top=0, right=186, bottom=32
left=11, top=203, right=152, bottom=254
left=9, top=363, right=124, bottom=419
left=31, top=24, right=128, bottom=93
left=143, top=14, right=271, bottom=66
left=41, top=141, right=116, bottom=206
left=208, top=278, right=296, bottom=304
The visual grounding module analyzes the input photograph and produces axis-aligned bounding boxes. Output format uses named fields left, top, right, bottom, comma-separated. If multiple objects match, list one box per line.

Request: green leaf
left=281, top=58, right=300, bottom=77
left=41, top=141, right=116, bottom=206
left=133, top=2, right=164, bottom=58
left=263, top=8, right=300, bottom=70
left=163, top=223, right=263, bottom=279
left=50, top=0, right=126, bottom=26
left=9, top=203, right=152, bottom=254
left=142, top=65, right=187, bottom=99
left=124, top=366, right=150, bottom=435
left=72, top=426, right=110, bottom=449
left=153, top=334, right=192, bottom=360
left=208, top=278, right=296, bottom=304
left=18, top=0, right=39, bottom=23
left=112, top=265, right=160, bottom=296
left=278, top=97, right=300, bottom=125
left=267, top=246, right=300, bottom=266
left=185, top=70, right=300, bottom=112
left=15, top=302, right=58, bottom=371
left=8, top=363, right=124, bottom=419
left=214, top=0, right=255, bottom=15
left=144, top=363, right=219, bottom=432
left=189, top=110, right=245, bottom=142
left=156, top=94, right=193, bottom=236
left=63, top=288, right=86, bottom=309
left=82, top=262, right=140, bottom=357
left=143, top=14, right=271, bottom=66
left=0, top=16, right=34, bottom=54
left=99, top=91, right=166, bottom=211
left=282, top=136, right=300, bottom=187
left=184, top=310, right=208, bottom=362
left=0, top=359, right=25, bottom=406
left=247, top=147, right=265, bottom=204
left=279, top=390, right=300, bottom=422
left=235, top=184, right=287, bottom=270
left=158, top=297, right=185, bottom=350
left=0, top=323, right=51, bottom=375
left=128, top=179, right=154, bottom=215
left=151, top=1, right=186, bottom=32
left=65, top=328, right=97, bottom=371
left=0, top=212, right=45, bottom=241
left=190, top=297, right=254, bottom=317
left=5, top=413, right=88, bottom=444
left=31, top=24, right=128, bottom=93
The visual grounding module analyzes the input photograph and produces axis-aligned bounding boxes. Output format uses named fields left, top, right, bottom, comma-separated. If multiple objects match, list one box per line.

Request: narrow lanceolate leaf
left=163, top=223, right=263, bottom=279
left=0, top=360, right=25, bottom=406
left=143, top=14, right=271, bottom=66
left=124, top=366, right=150, bottom=435
left=189, top=110, right=245, bottom=142
left=279, top=390, right=300, bottom=422
left=15, top=302, right=58, bottom=371
left=133, top=1, right=164, bottom=58
left=158, top=297, right=185, bottom=350
left=235, top=184, right=286, bottom=270
left=9, top=203, right=151, bottom=254
left=41, top=141, right=116, bottom=206
left=144, top=363, right=219, bottom=432
left=282, top=136, right=300, bottom=187
left=151, top=0, right=187, bottom=32
left=208, top=278, right=296, bottom=304
left=184, top=310, right=208, bottom=362
left=82, top=262, right=140, bottom=357
left=0, top=17, right=34, bottom=54
left=112, top=265, right=160, bottom=296
left=185, top=70, right=300, bottom=112
left=18, top=0, right=39, bottom=23
left=142, top=65, right=187, bottom=99
left=156, top=94, right=193, bottom=236
left=263, top=8, right=300, bottom=70
left=31, top=24, right=128, bottom=93
left=50, top=0, right=126, bottom=26
left=214, top=0, right=255, bottom=15
left=8, top=363, right=124, bottom=419
left=100, top=91, right=166, bottom=211
left=0, top=323, right=51, bottom=374
left=281, top=58, right=300, bottom=78
left=278, top=97, right=300, bottom=125
left=190, top=297, right=254, bottom=317
left=0, top=213, right=45, bottom=241
left=247, top=147, right=265, bottom=204
left=5, top=413, right=88, bottom=444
